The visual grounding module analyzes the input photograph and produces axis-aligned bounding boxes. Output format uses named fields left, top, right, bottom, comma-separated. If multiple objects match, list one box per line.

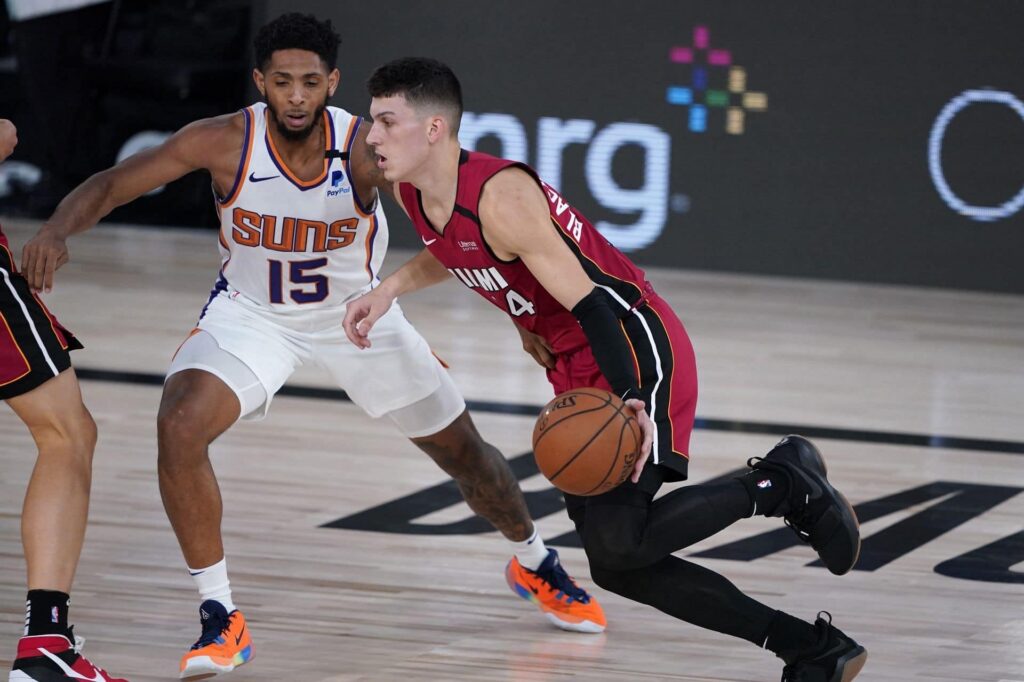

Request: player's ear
left=253, top=68, right=266, bottom=97
left=328, top=68, right=340, bottom=97
left=427, top=115, right=445, bottom=143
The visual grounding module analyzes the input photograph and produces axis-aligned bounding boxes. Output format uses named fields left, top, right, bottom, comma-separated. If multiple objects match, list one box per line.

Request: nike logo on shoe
left=235, top=624, right=246, bottom=645
left=248, top=173, right=280, bottom=183
left=38, top=648, right=108, bottom=681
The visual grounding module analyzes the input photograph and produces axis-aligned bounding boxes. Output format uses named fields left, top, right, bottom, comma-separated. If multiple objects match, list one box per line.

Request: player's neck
left=267, top=118, right=325, bottom=166
left=410, top=143, right=461, bottom=223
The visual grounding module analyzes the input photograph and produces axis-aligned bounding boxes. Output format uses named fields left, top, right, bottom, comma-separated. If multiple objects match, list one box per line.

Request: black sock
left=762, top=610, right=819, bottom=662
left=736, top=468, right=789, bottom=516
left=25, top=590, right=71, bottom=638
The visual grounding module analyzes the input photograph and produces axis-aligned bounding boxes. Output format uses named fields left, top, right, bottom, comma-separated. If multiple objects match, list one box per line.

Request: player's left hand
left=21, top=226, right=69, bottom=293
left=515, top=324, right=556, bottom=369
left=624, top=398, right=653, bottom=483
left=343, top=289, right=394, bottom=348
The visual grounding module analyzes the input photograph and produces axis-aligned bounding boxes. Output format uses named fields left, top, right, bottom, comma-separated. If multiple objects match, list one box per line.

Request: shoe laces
left=68, top=630, right=113, bottom=679
left=783, top=510, right=814, bottom=543
left=65, top=625, right=83, bottom=655
left=191, top=610, right=231, bottom=650
left=532, top=556, right=591, bottom=604
left=779, top=612, right=833, bottom=681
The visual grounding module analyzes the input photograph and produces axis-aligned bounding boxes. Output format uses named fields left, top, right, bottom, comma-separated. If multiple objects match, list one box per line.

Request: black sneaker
left=748, top=435, right=861, bottom=575
left=779, top=612, right=867, bottom=682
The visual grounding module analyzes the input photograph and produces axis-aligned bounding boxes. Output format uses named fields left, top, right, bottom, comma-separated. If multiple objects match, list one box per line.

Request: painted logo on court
left=666, top=25, right=768, bottom=135
left=322, top=453, right=1024, bottom=585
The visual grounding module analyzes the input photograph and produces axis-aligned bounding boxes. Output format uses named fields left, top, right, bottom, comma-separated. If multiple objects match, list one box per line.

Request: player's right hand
left=343, top=289, right=394, bottom=349
left=0, top=119, right=17, bottom=161
left=624, top=398, right=654, bottom=483
left=20, top=226, right=69, bottom=293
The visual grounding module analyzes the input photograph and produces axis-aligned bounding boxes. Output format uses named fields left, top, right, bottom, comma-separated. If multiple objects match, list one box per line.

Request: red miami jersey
left=399, top=150, right=650, bottom=356
left=398, top=150, right=697, bottom=480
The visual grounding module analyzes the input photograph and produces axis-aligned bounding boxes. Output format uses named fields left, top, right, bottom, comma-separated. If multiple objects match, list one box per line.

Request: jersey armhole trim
left=344, top=117, right=377, bottom=218
left=216, top=107, right=254, bottom=207
left=475, top=168, right=532, bottom=265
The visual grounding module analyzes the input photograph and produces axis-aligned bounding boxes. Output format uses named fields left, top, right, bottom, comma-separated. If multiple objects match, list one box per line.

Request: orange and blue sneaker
left=179, top=600, right=252, bottom=680
left=505, top=549, right=606, bottom=633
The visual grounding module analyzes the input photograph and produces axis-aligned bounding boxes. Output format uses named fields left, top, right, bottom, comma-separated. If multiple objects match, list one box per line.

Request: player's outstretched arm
left=21, top=114, right=239, bottom=292
left=479, top=168, right=654, bottom=477
left=0, top=119, right=17, bottom=161
left=343, top=247, right=452, bottom=348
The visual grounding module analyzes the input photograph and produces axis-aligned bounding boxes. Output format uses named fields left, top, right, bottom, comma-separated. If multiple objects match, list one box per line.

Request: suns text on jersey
left=230, top=207, right=359, bottom=252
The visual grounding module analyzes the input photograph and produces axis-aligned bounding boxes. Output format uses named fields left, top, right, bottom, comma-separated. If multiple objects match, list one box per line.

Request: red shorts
left=546, top=292, right=697, bottom=482
left=0, top=234, right=81, bottom=400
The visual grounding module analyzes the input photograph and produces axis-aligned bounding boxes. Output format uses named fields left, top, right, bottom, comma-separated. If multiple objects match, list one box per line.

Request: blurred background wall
left=2, top=0, right=1022, bottom=292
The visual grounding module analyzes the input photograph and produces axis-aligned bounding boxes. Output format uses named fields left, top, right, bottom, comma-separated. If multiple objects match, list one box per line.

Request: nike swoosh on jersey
left=38, top=648, right=108, bottom=681
left=422, top=236, right=437, bottom=245
left=248, top=173, right=280, bottom=183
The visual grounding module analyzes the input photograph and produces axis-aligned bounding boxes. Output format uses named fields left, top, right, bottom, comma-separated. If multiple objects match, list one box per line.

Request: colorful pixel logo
left=666, top=26, right=767, bottom=134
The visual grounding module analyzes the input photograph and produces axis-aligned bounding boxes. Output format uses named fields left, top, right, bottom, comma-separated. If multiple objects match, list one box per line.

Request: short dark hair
left=253, top=13, right=340, bottom=72
left=367, top=57, right=463, bottom=133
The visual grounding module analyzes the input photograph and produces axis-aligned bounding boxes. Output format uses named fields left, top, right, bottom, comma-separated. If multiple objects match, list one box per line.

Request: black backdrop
left=6, top=1, right=1019, bottom=292
left=256, top=0, right=1024, bottom=293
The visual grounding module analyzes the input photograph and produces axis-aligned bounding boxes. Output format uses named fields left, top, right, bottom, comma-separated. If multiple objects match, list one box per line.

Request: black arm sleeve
left=571, top=287, right=643, bottom=402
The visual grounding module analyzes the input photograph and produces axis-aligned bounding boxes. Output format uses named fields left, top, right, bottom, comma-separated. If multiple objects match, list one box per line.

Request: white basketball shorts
left=166, top=288, right=465, bottom=436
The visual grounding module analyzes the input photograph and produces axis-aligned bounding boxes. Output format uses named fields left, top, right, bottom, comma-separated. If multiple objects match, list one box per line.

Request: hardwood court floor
left=1, top=218, right=1022, bottom=681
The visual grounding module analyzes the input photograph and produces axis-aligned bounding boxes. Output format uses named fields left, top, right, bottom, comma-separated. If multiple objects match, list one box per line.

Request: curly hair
left=253, top=13, right=340, bottom=71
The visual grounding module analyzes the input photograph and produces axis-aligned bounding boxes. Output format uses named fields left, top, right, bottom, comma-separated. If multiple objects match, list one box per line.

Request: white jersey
left=212, top=102, right=388, bottom=309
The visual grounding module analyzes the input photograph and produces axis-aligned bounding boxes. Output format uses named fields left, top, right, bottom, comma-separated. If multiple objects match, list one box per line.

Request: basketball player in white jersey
left=20, top=14, right=605, bottom=680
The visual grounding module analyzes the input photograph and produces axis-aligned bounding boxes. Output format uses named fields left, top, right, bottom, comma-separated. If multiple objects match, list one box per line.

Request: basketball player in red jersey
left=1, top=119, right=127, bottom=681
left=344, top=58, right=868, bottom=681
left=17, top=15, right=605, bottom=680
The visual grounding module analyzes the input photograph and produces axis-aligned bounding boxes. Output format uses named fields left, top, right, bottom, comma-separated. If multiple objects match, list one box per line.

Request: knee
left=577, top=503, right=658, bottom=573
left=581, top=528, right=650, bottom=573
left=588, top=564, right=634, bottom=597
left=157, top=398, right=211, bottom=469
left=30, top=405, right=96, bottom=465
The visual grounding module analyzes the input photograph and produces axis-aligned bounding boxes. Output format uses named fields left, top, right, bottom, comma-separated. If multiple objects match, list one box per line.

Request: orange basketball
left=532, top=388, right=642, bottom=496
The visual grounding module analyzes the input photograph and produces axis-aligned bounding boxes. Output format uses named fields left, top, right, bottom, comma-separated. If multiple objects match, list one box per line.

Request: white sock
left=188, top=558, right=236, bottom=613
left=510, top=526, right=549, bottom=571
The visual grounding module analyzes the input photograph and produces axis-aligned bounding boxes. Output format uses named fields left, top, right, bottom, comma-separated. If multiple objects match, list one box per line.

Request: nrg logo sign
left=458, top=25, right=767, bottom=252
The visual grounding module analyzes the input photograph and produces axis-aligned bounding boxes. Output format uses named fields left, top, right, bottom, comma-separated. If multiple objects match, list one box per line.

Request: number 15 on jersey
left=268, top=258, right=329, bottom=304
